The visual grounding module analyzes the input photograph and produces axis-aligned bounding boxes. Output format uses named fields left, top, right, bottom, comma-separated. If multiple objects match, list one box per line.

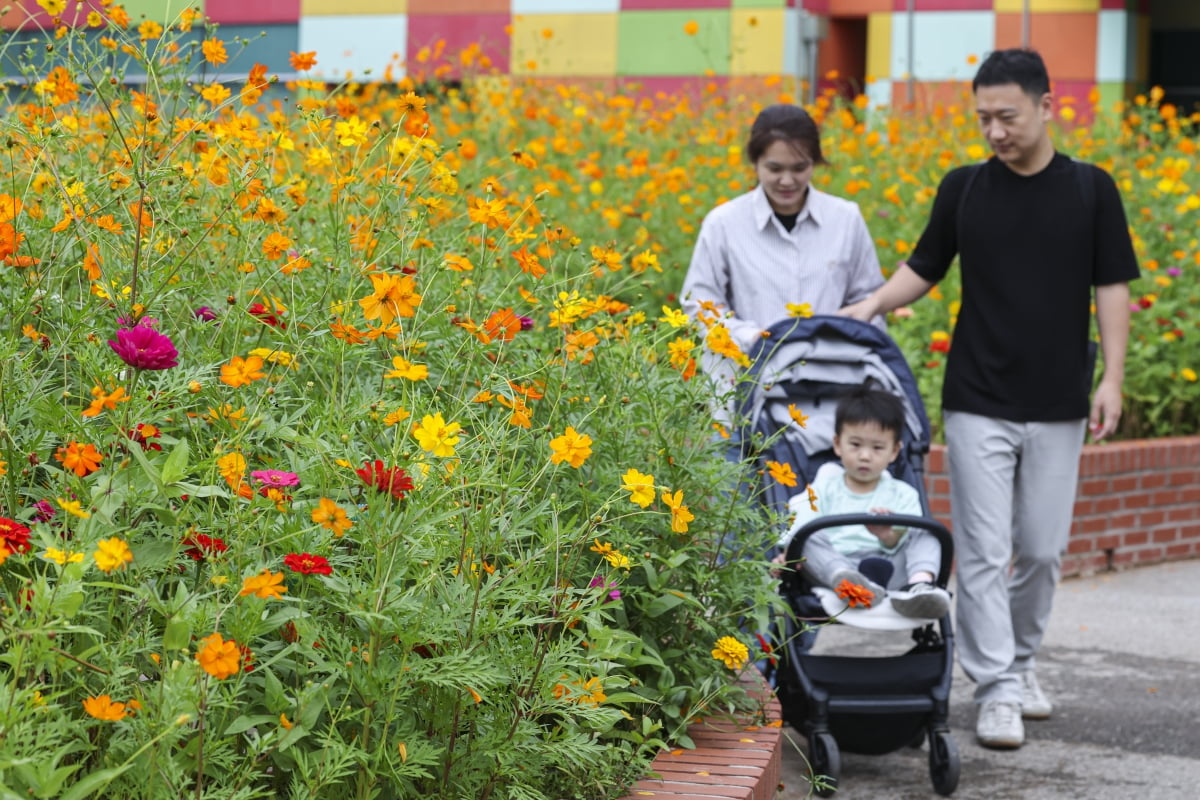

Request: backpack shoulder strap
left=955, top=162, right=986, bottom=251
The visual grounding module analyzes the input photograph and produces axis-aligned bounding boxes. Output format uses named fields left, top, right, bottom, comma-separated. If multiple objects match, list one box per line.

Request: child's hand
left=769, top=551, right=786, bottom=578
left=865, top=508, right=900, bottom=546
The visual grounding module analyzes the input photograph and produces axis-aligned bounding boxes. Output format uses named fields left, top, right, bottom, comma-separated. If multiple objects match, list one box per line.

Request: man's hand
left=1089, top=378, right=1122, bottom=441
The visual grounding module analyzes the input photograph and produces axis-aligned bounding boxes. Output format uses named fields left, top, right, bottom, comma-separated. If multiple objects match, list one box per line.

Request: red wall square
left=408, top=0, right=510, bottom=13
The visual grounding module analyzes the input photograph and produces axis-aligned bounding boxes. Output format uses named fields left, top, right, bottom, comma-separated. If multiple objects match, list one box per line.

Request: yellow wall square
left=512, top=13, right=618, bottom=76
left=301, top=0, right=408, bottom=14
left=731, top=9, right=786, bottom=76
left=866, top=12, right=891, bottom=82
left=993, top=0, right=1099, bottom=12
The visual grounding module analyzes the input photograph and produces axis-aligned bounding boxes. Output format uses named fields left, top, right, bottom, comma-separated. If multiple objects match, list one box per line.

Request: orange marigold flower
left=55, top=441, right=103, bottom=476
left=196, top=632, right=242, bottom=679
left=201, top=38, right=228, bottom=66
left=835, top=579, right=875, bottom=609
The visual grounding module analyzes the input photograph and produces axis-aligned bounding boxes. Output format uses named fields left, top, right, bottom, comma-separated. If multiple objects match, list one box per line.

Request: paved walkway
left=776, top=559, right=1200, bottom=799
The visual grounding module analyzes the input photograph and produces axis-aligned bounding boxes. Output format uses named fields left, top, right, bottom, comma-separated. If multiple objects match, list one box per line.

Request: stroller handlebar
left=782, top=513, right=954, bottom=588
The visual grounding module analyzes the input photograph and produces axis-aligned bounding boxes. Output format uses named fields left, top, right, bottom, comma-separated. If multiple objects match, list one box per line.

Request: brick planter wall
left=924, top=436, right=1200, bottom=577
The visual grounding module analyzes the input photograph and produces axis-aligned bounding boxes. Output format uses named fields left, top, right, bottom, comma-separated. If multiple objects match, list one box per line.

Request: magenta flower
left=1168, top=267, right=1182, bottom=277
left=108, top=324, right=178, bottom=370
left=193, top=306, right=217, bottom=322
left=251, top=470, right=300, bottom=489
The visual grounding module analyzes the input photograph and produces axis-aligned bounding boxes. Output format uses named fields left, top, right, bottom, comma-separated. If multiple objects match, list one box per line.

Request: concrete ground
left=776, top=558, right=1200, bottom=799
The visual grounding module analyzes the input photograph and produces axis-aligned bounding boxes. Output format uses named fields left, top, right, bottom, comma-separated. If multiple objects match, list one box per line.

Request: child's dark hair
left=972, top=48, right=1050, bottom=100
left=834, top=385, right=906, bottom=442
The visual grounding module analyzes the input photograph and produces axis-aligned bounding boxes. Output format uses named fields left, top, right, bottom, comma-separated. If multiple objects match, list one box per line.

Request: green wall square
left=119, top=0, right=196, bottom=23
left=617, top=10, right=730, bottom=76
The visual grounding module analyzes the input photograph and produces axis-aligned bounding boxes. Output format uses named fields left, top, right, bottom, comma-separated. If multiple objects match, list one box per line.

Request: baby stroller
left=731, top=315, right=960, bottom=797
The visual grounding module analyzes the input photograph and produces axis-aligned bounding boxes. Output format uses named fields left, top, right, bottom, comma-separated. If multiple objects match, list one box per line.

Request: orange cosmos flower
left=239, top=569, right=287, bottom=600
left=81, top=385, right=129, bottom=418
left=548, top=427, right=592, bottom=468
left=201, top=38, right=228, bottom=66
left=55, top=441, right=103, bottom=476
left=512, top=245, right=546, bottom=279
left=220, top=355, right=266, bottom=388
left=261, top=232, right=292, bottom=260
left=311, top=497, right=353, bottom=537
left=359, top=272, right=422, bottom=325
left=766, top=460, right=797, bottom=488
left=196, top=632, right=242, bottom=679
left=82, top=695, right=130, bottom=721
left=289, top=50, right=317, bottom=71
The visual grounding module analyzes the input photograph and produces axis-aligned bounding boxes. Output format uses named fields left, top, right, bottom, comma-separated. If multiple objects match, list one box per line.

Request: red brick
left=1111, top=551, right=1135, bottom=567
left=927, top=446, right=946, bottom=473
left=1073, top=499, right=1096, bottom=516
left=1123, top=531, right=1149, bottom=546
left=1166, top=542, right=1198, bottom=558
left=1095, top=534, right=1121, bottom=550
left=1110, top=513, right=1138, bottom=530
left=1123, top=493, right=1150, bottom=509
left=1168, top=507, right=1197, bottom=522
left=1181, top=523, right=1200, bottom=539
left=1182, top=488, right=1200, bottom=503
left=1111, top=476, right=1138, bottom=492
left=1168, top=468, right=1200, bottom=486
left=1067, top=536, right=1095, bottom=554
left=1152, top=490, right=1181, bottom=506
left=1079, top=478, right=1109, bottom=495
left=1132, top=546, right=1165, bottom=563
left=929, top=497, right=951, bottom=515
left=931, top=477, right=951, bottom=495
left=1074, top=517, right=1108, bottom=534
left=1139, top=510, right=1166, bottom=528
left=1152, top=527, right=1179, bottom=544
left=1139, top=472, right=1167, bottom=489
left=1095, top=496, right=1121, bottom=513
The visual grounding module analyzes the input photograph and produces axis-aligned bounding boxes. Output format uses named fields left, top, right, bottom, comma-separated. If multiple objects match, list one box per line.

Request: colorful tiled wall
left=3, top=0, right=1169, bottom=108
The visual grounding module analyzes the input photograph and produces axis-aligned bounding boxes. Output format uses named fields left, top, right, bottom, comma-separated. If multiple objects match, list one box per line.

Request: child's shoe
left=889, top=582, right=951, bottom=619
left=829, top=568, right=887, bottom=608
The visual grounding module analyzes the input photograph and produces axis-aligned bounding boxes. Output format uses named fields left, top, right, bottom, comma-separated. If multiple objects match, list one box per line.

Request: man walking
left=838, top=49, right=1139, bottom=748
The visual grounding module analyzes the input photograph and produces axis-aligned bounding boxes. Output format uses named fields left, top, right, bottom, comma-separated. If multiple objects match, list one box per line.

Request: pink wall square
left=621, top=1, right=729, bottom=9
left=406, top=13, right=510, bottom=78
left=206, top=0, right=300, bottom=25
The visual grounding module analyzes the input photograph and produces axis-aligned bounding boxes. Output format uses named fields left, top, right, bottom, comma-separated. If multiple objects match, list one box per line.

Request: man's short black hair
left=972, top=48, right=1051, bottom=100
left=834, top=385, right=906, bottom=443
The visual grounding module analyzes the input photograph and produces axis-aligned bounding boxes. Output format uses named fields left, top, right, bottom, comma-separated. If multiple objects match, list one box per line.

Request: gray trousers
left=944, top=411, right=1086, bottom=705
left=802, top=529, right=942, bottom=590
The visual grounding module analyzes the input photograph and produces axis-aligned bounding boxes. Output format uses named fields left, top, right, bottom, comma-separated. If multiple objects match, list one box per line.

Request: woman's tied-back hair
left=834, top=385, right=906, bottom=443
left=746, top=104, right=827, bottom=166
left=972, top=48, right=1051, bottom=100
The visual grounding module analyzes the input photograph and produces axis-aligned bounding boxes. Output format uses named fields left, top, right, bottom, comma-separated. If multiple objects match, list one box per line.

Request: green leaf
left=643, top=593, right=684, bottom=618
left=58, top=765, right=134, bottom=800
left=160, top=439, right=190, bottom=485
left=263, top=668, right=289, bottom=713
left=163, top=618, right=191, bottom=651
left=223, top=714, right=278, bottom=736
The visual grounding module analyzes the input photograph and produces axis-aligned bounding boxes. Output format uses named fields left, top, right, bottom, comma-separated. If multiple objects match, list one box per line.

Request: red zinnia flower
left=0, top=517, right=32, bottom=553
left=182, top=533, right=228, bottom=561
left=108, top=323, right=179, bottom=370
left=355, top=459, right=413, bottom=500
left=248, top=302, right=286, bottom=329
left=283, top=552, right=332, bottom=575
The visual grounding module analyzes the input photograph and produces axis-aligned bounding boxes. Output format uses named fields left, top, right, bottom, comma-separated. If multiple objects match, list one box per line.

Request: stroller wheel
left=928, top=730, right=960, bottom=796
left=807, top=732, right=840, bottom=797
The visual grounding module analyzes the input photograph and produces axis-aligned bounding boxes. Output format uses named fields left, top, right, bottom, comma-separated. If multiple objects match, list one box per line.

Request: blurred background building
left=4, top=1, right=1198, bottom=112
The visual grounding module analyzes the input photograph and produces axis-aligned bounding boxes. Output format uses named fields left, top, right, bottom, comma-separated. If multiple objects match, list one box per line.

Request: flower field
left=0, top=5, right=1196, bottom=799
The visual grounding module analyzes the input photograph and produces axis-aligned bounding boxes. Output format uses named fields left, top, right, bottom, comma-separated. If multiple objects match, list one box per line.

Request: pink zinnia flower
left=108, top=324, right=178, bottom=370
left=251, top=470, right=299, bottom=488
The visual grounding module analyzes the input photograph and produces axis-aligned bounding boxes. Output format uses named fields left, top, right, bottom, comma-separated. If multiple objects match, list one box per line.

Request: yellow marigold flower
left=196, top=632, right=242, bottom=680
left=240, top=569, right=287, bottom=600
left=82, top=695, right=129, bottom=721
left=549, top=426, right=593, bottom=468
left=711, top=636, right=749, bottom=670
left=1182, top=368, right=1198, bottom=382
left=312, top=498, right=353, bottom=537
left=620, top=468, right=655, bottom=508
left=412, top=413, right=462, bottom=458
left=93, top=538, right=132, bottom=573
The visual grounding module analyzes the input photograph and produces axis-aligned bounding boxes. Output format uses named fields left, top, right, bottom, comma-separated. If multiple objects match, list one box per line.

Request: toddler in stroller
left=772, top=385, right=951, bottom=621
left=732, top=316, right=960, bottom=796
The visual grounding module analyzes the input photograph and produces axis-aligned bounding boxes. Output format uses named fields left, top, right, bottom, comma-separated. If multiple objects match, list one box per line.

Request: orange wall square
left=995, top=12, right=1098, bottom=83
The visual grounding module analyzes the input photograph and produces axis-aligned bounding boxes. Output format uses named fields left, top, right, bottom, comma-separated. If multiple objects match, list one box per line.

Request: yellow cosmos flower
left=660, top=489, right=695, bottom=534
left=312, top=498, right=353, bottom=537
left=549, top=426, right=593, bottom=468
left=658, top=306, right=689, bottom=328
left=43, top=547, right=85, bottom=565
left=56, top=497, right=91, bottom=518
left=93, top=538, right=132, bottom=572
left=412, top=413, right=462, bottom=458
left=384, top=357, right=429, bottom=382
left=620, top=468, right=655, bottom=508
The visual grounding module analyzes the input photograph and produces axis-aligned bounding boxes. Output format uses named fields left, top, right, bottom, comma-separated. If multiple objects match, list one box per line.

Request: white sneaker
left=1019, top=671, right=1052, bottom=720
left=829, top=568, right=886, bottom=608
left=889, top=582, right=951, bottom=619
left=976, top=701, right=1024, bottom=749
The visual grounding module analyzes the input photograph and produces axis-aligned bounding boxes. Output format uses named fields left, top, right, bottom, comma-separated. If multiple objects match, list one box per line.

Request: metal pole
left=906, top=0, right=915, bottom=104
left=1022, top=0, right=1031, bottom=48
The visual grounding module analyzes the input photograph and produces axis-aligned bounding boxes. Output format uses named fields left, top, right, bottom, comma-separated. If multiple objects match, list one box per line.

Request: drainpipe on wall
left=1022, top=0, right=1031, bottom=48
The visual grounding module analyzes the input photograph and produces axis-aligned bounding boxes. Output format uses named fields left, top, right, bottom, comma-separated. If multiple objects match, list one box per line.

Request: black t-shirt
left=907, top=153, right=1140, bottom=421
